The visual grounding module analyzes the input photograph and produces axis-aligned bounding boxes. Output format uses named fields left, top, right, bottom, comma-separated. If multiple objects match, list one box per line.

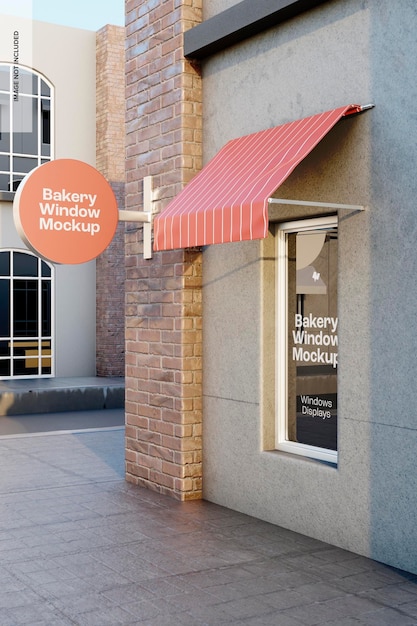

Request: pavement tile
left=183, top=602, right=242, bottom=625
left=0, top=589, right=40, bottom=609
left=280, top=594, right=387, bottom=625
left=101, top=582, right=159, bottom=604
left=135, top=612, right=214, bottom=626
left=0, top=426, right=415, bottom=626
left=355, top=607, right=417, bottom=625
left=401, top=600, right=417, bottom=618
left=359, top=583, right=417, bottom=607
left=240, top=613, right=306, bottom=626
left=3, top=602, right=64, bottom=625
left=138, top=574, right=196, bottom=596
left=45, top=590, right=115, bottom=614
left=218, top=594, right=284, bottom=620
left=67, top=604, right=138, bottom=625
left=321, top=617, right=365, bottom=626
left=264, top=587, right=315, bottom=611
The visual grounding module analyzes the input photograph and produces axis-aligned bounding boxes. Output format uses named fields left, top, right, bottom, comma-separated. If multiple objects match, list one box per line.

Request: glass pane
left=10, top=176, right=23, bottom=192
left=13, top=97, right=38, bottom=153
left=41, top=339, right=51, bottom=374
left=40, top=80, right=50, bottom=97
left=0, top=359, right=10, bottom=376
left=0, top=252, right=10, bottom=276
left=13, top=340, right=35, bottom=357
left=41, top=361, right=51, bottom=375
left=0, top=340, right=10, bottom=356
left=0, top=174, right=9, bottom=191
left=0, top=154, right=9, bottom=170
left=14, top=357, right=38, bottom=376
left=0, top=65, right=9, bottom=91
left=41, top=99, right=50, bottom=148
left=0, top=134, right=10, bottom=153
left=18, top=69, right=37, bottom=95
left=0, top=92, right=11, bottom=151
left=42, top=281, right=51, bottom=336
left=41, top=261, right=51, bottom=277
left=287, top=227, right=338, bottom=451
left=0, top=279, right=10, bottom=336
left=13, top=252, right=38, bottom=277
left=13, top=279, right=38, bottom=337
left=13, top=156, right=38, bottom=173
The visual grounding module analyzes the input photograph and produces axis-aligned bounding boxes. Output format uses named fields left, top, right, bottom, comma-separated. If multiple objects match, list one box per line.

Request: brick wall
left=125, top=0, right=203, bottom=500
left=96, top=25, right=125, bottom=377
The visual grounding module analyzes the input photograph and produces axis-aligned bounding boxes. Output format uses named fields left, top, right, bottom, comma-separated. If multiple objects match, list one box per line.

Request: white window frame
left=276, top=215, right=338, bottom=464
left=0, top=249, right=55, bottom=379
left=0, top=63, right=54, bottom=192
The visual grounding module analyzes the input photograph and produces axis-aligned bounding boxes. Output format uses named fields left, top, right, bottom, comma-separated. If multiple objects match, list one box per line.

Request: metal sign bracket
left=118, top=176, right=158, bottom=259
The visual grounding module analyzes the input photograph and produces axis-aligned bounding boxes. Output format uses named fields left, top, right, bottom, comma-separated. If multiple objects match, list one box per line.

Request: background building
left=0, top=15, right=124, bottom=379
left=125, top=0, right=417, bottom=575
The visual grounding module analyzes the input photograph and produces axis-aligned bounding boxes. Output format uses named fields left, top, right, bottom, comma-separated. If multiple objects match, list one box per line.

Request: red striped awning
left=153, top=104, right=362, bottom=251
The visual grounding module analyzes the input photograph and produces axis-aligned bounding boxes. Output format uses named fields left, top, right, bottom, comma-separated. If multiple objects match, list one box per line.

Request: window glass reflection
left=13, top=279, right=38, bottom=337
left=13, top=251, right=38, bottom=277
left=0, top=65, right=9, bottom=90
left=0, top=251, right=53, bottom=378
left=0, top=64, right=52, bottom=193
left=0, top=251, right=10, bottom=276
left=287, top=227, right=338, bottom=451
left=0, top=279, right=10, bottom=336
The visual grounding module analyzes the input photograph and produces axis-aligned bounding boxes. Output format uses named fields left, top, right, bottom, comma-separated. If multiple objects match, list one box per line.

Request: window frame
left=0, top=63, right=53, bottom=193
left=0, top=249, right=54, bottom=379
left=275, top=215, right=338, bottom=464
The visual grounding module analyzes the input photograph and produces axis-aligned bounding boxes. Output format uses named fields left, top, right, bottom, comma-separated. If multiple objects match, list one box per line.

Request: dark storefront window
left=0, top=250, right=53, bottom=378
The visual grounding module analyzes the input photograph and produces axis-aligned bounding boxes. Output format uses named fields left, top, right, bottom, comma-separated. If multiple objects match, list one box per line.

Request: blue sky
left=0, top=0, right=124, bottom=30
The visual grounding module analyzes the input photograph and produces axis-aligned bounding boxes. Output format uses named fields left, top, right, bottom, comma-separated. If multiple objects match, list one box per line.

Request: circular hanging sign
left=13, top=159, right=118, bottom=264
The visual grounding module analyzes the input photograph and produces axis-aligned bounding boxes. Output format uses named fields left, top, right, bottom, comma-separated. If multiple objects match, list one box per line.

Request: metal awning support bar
left=118, top=176, right=158, bottom=259
left=268, top=198, right=366, bottom=211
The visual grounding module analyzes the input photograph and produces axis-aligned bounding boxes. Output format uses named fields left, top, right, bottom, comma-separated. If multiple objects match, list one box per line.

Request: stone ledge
left=0, top=377, right=125, bottom=416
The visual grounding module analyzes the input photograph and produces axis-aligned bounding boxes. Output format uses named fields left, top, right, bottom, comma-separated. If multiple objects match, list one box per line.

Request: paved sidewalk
left=0, top=427, right=416, bottom=625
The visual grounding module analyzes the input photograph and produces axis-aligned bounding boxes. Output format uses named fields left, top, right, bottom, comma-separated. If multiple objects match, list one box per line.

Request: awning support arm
left=118, top=176, right=158, bottom=259
left=268, top=198, right=366, bottom=211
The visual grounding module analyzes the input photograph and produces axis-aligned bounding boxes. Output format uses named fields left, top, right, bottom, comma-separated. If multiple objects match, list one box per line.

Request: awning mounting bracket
left=268, top=198, right=366, bottom=212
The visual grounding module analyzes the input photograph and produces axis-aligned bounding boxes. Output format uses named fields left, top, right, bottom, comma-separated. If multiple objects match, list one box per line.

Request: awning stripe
left=154, top=104, right=362, bottom=251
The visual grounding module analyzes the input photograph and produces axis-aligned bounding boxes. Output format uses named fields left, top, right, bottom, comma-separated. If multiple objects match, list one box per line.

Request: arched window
left=0, top=250, right=54, bottom=378
left=0, top=64, right=53, bottom=192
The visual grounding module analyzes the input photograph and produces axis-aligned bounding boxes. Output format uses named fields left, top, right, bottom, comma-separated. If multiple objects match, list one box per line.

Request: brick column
left=96, top=25, right=126, bottom=377
left=125, top=0, right=203, bottom=499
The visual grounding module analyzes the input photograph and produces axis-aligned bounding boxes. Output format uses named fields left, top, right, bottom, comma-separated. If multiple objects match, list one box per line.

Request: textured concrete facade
left=125, top=0, right=203, bottom=499
left=96, top=25, right=126, bottom=377
left=200, top=0, right=417, bottom=575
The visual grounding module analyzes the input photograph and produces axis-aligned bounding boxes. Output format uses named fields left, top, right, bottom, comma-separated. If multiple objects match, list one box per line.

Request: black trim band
left=184, top=0, right=329, bottom=60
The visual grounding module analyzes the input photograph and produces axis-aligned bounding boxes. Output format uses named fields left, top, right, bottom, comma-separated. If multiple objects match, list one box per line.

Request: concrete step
left=0, top=377, right=125, bottom=416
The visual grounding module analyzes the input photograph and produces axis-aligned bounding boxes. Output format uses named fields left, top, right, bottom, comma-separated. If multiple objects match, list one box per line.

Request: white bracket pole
left=118, top=176, right=158, bottom=259
left=268, top=198, right=366, bottom=211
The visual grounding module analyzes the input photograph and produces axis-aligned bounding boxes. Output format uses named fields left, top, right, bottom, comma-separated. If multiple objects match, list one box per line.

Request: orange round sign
left=13, top=159, right=118, bottom=264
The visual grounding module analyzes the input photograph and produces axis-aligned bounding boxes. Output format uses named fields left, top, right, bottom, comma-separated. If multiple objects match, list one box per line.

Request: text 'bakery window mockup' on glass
left=276, top=216, right=338, bottom=463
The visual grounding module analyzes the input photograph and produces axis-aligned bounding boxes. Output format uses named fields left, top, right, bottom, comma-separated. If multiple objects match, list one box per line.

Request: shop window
left=0, top=250, right=53, bottom=378
left=0, top=64, right=53, bottom=192
left=276, top=216, right=338, bottom=463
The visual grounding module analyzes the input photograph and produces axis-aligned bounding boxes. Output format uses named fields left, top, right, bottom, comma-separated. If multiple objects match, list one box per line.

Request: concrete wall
left=0, top=16, right=97, bottom=377
left=201, top=0, right=417, bottom=574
